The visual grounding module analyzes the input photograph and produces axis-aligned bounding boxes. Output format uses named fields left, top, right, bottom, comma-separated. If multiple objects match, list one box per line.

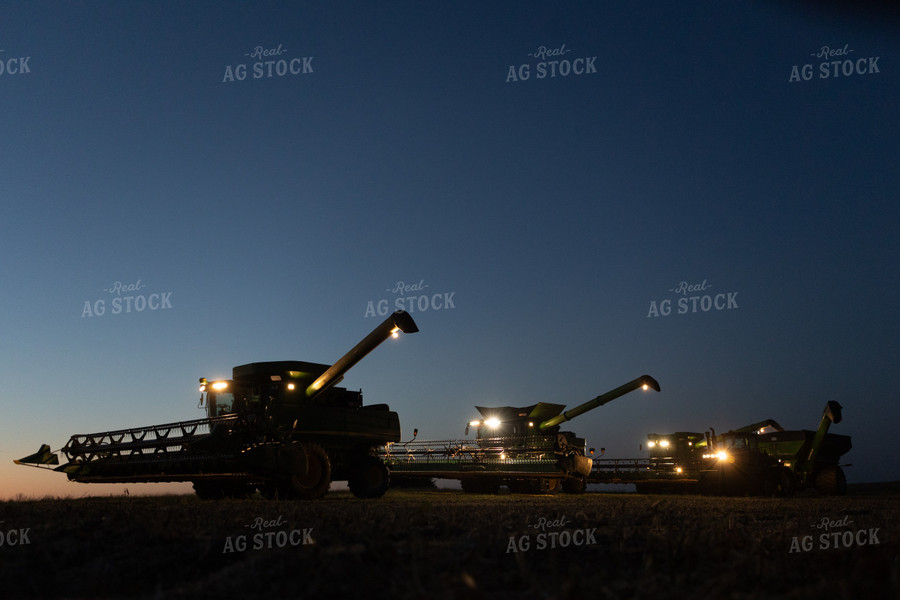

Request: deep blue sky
left=2, top=1, right=898, bottom=496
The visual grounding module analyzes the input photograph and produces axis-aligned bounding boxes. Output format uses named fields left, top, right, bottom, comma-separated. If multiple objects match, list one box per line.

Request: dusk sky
left=1, top=1, right=898, bottom=498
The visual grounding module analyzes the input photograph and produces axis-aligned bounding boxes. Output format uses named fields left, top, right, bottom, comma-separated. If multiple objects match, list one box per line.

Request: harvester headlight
left=642, top=383, right=649, bottom=390
left=287, top=383, right=296, bottom=391
left=211, top=381, right=229, bottom=391
left=390, top=326, right=400, bottom=338
left=676, top=467, right=683, bottom=474
left=659, top=440, right=670, bottom=448
left=647, top=441, right=656, bottom=448
left=485, top=418, right=501, bottom=429
left=716, top=451, right=731, bottom=462
left=469, top=420, right=481, bottom=428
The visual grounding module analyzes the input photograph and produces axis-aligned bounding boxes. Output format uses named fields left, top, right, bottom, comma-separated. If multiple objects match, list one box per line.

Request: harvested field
left=1, top=485, right=897, bottom=599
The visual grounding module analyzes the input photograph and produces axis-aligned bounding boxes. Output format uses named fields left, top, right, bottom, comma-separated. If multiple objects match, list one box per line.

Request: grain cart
left=621, top=420, right=783, bottom=493
left=754, top=401, right=850, bottom=495
left=16, top=311, right=419, bottom=500
left=384, top=375, right=660, bottom=494
left=597, top=402, right=851, bottom=496
left=698, top=401, right=850, bottom=496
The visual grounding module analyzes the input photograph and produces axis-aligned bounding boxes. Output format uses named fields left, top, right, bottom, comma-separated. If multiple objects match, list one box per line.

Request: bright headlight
left=211, top=381, right=228, bottom=391
left=485, top=418, right=501, bottom=429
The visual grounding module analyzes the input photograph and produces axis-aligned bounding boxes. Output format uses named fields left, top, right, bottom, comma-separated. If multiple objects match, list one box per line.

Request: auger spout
left=538, top=374, right=660, bottom=430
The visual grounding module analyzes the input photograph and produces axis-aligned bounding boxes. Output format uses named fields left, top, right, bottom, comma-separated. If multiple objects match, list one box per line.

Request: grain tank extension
left=16, top=311, right=419, bottom=500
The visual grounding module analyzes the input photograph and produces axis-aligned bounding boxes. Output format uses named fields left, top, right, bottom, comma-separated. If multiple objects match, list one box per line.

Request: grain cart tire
left=284, top=441, right=332, bottom=500
left=562, top=477, right=587, bottom=494
left=348, top=455, right=390, bottom=499
left=814, top=465, right=847, bottom=496
left=763, top=467, right=795, bottom=497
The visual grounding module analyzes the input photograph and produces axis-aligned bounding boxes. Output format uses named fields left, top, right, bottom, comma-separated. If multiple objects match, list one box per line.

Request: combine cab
left=16, top=311, right=419, bottom=500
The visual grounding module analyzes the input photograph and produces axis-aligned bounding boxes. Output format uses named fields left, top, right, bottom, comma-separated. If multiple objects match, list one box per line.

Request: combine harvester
left=589, top=401, right=851, bottom=496
left=384, top=375, right=661, bottom=494
left=16, top=311, right=419, bottom=500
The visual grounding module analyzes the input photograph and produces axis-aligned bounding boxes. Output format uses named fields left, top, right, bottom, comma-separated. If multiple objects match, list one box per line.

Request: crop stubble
left=0, top=487, right=897, bottom=599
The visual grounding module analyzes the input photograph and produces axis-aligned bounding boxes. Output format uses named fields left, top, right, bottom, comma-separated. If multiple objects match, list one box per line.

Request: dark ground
left=1, top=483, right=897, bottom=600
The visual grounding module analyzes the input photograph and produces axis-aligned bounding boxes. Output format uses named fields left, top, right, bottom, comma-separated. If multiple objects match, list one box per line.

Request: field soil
left=1, top=484, right=897, bottom=599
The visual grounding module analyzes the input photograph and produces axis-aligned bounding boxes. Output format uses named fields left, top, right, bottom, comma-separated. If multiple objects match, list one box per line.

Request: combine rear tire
left=814, top=465, right=847, bottom=496
left=348, top=455, right=390, bottom=499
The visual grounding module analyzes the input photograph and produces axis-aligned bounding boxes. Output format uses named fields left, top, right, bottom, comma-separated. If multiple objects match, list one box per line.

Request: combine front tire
left=348, top=455, right=390, bottom=499
left=278, top=441, right=332, bottom=500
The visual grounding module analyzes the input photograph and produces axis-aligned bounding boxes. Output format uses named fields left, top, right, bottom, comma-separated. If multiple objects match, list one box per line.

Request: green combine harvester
left=16, top=311, right=419, bottom=500
left=384, top=375, right=661, bottom=494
